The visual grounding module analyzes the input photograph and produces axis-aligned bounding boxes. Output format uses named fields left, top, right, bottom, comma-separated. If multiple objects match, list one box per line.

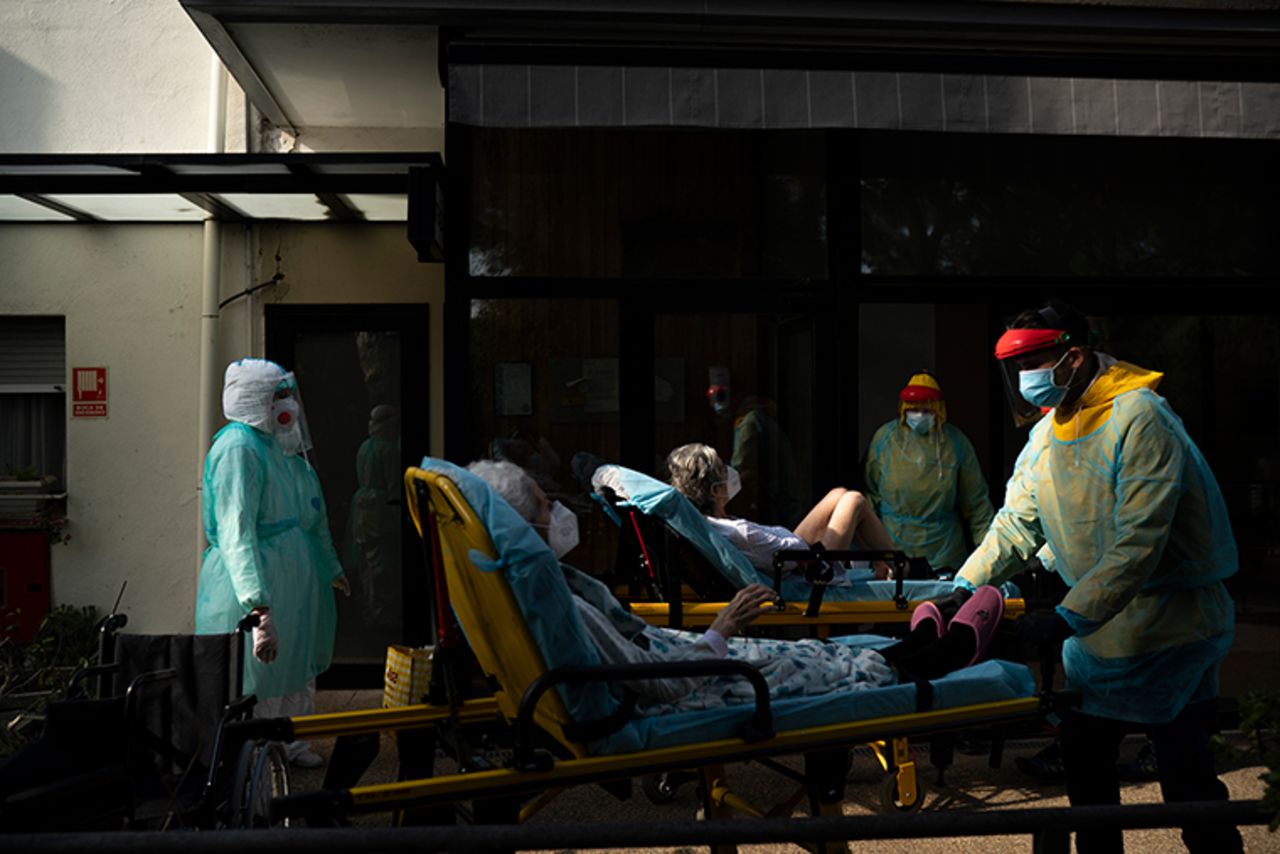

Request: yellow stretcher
left=258, top=464, right=1065, bottom=851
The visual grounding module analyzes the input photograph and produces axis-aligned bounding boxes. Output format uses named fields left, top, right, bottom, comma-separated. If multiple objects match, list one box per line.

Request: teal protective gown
left=864, top=420, right=995, bottom=570
left=957, top=359, right=1236, bottom=723
left=196, top=421, right=343, bottom=698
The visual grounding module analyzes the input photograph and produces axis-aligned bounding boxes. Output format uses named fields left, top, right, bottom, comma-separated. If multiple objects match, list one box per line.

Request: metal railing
left=6, top=800, right=1270, bottom=852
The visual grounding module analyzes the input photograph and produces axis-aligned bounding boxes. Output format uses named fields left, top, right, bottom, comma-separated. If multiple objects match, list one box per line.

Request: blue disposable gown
left=865, top=420, right=995, bottom=570
left=196, top=422, right=343, bottom=698
left=957, top=360, right=1236, bottom=723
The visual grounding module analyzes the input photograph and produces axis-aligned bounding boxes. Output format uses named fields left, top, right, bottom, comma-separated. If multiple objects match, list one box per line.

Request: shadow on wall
left=0, top=47, right=52, bottom=152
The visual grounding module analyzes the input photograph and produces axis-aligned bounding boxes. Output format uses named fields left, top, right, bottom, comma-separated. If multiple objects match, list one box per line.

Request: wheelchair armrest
left=513, top=660, right=774, bottom=772
left=67, top=663, right=120, bottom=696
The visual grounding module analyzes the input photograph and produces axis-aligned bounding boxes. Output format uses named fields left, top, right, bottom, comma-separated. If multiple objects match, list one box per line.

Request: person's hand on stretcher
left=708, top=584, right=777, bottom=639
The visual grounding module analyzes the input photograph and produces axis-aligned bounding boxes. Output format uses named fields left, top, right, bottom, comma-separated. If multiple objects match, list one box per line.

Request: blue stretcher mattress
left=422, top=458, right=1035, bottom=758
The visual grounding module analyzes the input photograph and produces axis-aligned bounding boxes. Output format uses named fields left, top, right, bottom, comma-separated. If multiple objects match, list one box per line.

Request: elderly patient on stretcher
left=468, top=460, right=1006, bottom=715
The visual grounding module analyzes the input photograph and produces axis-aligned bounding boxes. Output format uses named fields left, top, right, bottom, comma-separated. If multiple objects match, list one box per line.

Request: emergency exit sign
left=71, top=367, right=108, bottom=418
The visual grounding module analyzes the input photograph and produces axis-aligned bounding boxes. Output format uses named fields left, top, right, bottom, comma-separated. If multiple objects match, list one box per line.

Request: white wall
left=1, top=2, right=448, bottom=633
left=1, top=225, right=206, bottom=629
left=0, top=0, right=227, bottom=153
left=0, top=223, right=444, bottom=633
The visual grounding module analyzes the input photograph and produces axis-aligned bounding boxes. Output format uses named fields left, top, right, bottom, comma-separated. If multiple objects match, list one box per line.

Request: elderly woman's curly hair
left=665, top=442, right=726, bottom=514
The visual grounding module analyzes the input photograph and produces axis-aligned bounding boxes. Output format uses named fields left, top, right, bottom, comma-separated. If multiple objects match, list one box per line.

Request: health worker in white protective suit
left=196, top=358, right=350, bottom=769
left=936, top=301, right=1241, bottom=854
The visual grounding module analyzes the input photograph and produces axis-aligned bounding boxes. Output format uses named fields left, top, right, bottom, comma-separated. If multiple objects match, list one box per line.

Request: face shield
left=994, top=327, right=1072, bottom=427
left=271, top=372, right=313, bottom=456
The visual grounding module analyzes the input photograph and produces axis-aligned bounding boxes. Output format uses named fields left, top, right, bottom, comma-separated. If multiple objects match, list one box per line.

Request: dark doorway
left=266, top=304, right=430, bottom=687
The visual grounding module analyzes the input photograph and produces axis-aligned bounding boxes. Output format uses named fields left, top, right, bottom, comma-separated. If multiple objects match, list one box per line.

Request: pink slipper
left=909, top=601, right=944, bottom=639
left=949, top=586, right=1005, bottom=666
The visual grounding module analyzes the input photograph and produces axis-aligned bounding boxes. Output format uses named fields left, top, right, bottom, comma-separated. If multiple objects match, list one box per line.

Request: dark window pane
left=862, top=176, right=1278, bottom=277
left=469, top=129, right=827, bottom=279
left=654, top=313, right=814, bottom=530
left=860, top=135, right=1279, bottom=277
left=469, top=298, right=621, bottom=572
left=0, top=393, right=65, bottom=493
left=294, top=331, right=404, bottom=663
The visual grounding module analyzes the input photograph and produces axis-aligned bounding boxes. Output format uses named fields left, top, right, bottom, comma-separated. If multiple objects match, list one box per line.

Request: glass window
left=469, top=129, right=828, bottom=279
left=0, top=317, right=66, bottom=506
left=291, top=328, right=406, bottom=664
left=654, top=313, right=815, bottom=530
left=469, top=298, right=621, bottom=572
left=860, top=136, right=1280, bottom=277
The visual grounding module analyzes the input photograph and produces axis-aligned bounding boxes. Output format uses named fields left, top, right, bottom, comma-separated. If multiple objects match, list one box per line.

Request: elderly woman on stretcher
left=664, top=442, right=900, bottom=581
left=469, top=460, right=1004, bottom=713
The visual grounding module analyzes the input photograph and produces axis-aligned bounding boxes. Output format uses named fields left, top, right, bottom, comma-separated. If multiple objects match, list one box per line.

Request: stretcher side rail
left=513, top=660, right=775, bottom=771
left=272, top=694, right=1053, bottom=820
left=628, top=597, right=1027, bottom=627
left=771, top=547, right=910, bottom=614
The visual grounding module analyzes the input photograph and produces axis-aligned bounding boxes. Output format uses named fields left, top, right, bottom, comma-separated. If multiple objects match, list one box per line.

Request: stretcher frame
left=595, top=483, right=1026, bottom=630
left=254, top=466, right=1065, bottom=850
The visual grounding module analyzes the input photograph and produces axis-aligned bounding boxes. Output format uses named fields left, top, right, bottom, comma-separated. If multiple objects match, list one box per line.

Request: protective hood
left=1052, top=359, right=1164, bottom=441
left=221, top=358, right=288, bottom=431
left=897, top=372, right=947, bottom=426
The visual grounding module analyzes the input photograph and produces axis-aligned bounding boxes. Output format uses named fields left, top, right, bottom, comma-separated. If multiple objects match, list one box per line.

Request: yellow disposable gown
left=865, top=421, right=995, bottom=570
left=957, top=360, right=1236, bottom=723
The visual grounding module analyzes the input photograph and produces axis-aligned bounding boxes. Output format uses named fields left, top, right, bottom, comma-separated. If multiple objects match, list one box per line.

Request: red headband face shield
left=995, top=327, right=1072, bottom=427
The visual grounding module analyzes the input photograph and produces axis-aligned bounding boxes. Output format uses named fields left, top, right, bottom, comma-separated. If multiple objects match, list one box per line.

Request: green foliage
left=1217, top=690, right=1280, bottom=831
left=0, top=604, right=102, bottom=756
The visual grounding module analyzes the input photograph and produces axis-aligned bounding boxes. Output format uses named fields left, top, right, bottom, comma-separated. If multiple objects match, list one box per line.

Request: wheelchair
left=0, top=612, right=288, bottom=831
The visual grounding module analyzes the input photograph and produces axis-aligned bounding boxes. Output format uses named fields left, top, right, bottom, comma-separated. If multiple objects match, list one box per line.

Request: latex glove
left=709, top=584, right=777, bottom=639
left=1016, top=610, right=1074, bottom=658
left=252, top=608, right=279, bottom=663
left=929, top=587, right=973, bottom=622
left=333, top=575, right=352, bottom=597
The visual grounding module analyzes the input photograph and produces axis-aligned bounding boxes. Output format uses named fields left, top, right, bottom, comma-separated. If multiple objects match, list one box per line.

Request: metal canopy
left=0, top=153, right=443, bottom=225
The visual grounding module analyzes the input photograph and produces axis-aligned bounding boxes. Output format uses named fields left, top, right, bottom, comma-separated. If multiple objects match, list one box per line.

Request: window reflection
left=469, top=299, right=621, bottom=572
left=469, top=129, right=827, bottom=279
left=861, top=175, right=1278, bottom=277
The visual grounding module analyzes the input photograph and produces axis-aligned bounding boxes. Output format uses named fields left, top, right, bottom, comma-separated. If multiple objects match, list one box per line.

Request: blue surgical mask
left=1018, top=352, right=1073, bottom=409
left=905, top=411, right=935, bottom=435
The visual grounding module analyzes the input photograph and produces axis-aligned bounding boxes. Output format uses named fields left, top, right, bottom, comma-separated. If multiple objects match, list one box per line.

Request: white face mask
left=541, top=500, right=580, bottom=559
left=716, top=466, right=742, bottom=503
left=905, top=411, right=936, bottom=435
left=271, top=398, right=303, bottom=455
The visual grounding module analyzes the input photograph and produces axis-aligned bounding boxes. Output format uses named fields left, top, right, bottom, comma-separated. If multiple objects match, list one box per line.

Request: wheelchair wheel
left=230, top=740, right=292, bottom=828
left=879, top=773, right=926, bottom=813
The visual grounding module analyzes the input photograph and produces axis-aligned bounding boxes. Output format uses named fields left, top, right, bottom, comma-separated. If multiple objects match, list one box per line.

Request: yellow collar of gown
left=1051, top=358, right=1164, bottom=441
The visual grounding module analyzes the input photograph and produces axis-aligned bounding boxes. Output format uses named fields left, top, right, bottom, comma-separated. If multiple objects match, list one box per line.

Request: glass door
left=266, top=304, right=430, bottom=686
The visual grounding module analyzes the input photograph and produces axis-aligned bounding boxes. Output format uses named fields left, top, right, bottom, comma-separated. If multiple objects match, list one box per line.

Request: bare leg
left=792, top=488, right=847, bottom=544
left=794, top=490, right=898, bottom=577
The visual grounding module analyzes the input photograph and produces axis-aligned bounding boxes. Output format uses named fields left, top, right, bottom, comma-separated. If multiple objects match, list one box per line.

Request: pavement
left=288, top=605, right=1280, bottom=852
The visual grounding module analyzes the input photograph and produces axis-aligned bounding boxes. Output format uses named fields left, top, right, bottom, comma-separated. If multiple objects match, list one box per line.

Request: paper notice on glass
left=582, top=358, right=619, bottom=413
left=495, top=362, right=533, bottom=415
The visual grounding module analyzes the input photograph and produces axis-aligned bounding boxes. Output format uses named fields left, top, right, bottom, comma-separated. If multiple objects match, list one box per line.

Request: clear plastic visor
left=273, top=372, right=314, bottom=454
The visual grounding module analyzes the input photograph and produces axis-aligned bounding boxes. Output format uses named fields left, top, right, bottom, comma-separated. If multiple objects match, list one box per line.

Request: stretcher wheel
left=229, top=739, right=291, bottom=828
left=880, top=774, right=925, bottom=813
left=642, top=772, right=683, bottom=804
